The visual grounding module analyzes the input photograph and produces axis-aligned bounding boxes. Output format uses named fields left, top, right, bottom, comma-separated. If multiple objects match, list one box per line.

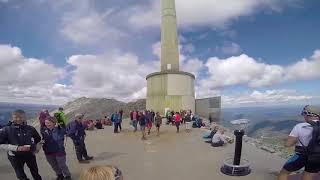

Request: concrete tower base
left=146, top=71, right=195, bottom=115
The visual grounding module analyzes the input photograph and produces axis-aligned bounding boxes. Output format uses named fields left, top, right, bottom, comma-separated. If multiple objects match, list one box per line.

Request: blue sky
left=0, top=0, right=319, bottom=106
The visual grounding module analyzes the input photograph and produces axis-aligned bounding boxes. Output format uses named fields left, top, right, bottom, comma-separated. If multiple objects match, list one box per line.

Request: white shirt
left=212, top=132, right=227, bottom=144
left=289, top=120, right=319, bottom=147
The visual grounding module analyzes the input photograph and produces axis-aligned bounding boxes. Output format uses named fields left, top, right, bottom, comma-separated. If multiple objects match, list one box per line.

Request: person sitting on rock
left=211, top=128, right=233, bottom=147
left=95, top=119, right=104, bottom=129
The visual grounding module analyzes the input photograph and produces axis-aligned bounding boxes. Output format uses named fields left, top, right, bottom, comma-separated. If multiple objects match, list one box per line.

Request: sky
left=0, top=0, right=319, bottom=107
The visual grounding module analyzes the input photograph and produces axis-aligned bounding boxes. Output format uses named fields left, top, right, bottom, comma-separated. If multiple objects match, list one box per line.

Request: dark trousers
left=73, top=138, right=89, bottom=161
left=176, top=122, right=180, bottom=132
left=114, top=123, right=120, bottom=133
left=119, top=122, right=122, bottom=131
left=8, top=154, right=42, bottom=180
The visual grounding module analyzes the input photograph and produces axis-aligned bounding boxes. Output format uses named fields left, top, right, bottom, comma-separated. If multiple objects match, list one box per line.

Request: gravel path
left=0, top=121, right=285, bottom=180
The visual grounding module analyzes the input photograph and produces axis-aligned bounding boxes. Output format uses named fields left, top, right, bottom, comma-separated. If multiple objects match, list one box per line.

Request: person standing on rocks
left=278, top=105, right=320, bottom=180
left=0, top=109, right=43, bottom=180
left=139, top=111, right=147, bottom=140
left=66, top=113, right=93, bottom=163
left=154, top=112, right=162, bottom=136
left=41, top=117, right=72, bottom=180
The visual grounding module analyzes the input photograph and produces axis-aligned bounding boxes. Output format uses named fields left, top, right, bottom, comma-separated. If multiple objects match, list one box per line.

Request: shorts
left=185, top=122, right=192, bottom=129
left=147, top=122, right=152, bottom=129
left=140, top=125, right=146, bottom=131
left=283, top=153, right=320, bottom=173
left=156, top=124, right=161, bottom=128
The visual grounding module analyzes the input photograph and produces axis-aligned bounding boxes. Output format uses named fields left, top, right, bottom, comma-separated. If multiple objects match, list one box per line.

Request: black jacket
left=0, top=123, right=41, bottom=156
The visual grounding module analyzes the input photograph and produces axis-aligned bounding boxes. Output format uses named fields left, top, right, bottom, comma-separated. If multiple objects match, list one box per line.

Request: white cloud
left=219, top=42, right=242, bottom=55
left=66, top=52, right=158, bottom=102
left=60, top=1, right=125, bottom=45
left=0, top=44, right=64, bottom=86
left=222, top=89, right=313, bottom=107
left=199, top=49, right=320, bottom=90
left=285, top=50, right=320, bottom=81
left=0, top=44, right=68, bottom=104
left=129, top=0, right=297, bottom=29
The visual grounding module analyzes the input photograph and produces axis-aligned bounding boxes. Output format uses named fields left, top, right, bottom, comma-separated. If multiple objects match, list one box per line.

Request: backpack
left=65, top=122, right=73, bottom=137
left=300, top=121, right=320, bottom=163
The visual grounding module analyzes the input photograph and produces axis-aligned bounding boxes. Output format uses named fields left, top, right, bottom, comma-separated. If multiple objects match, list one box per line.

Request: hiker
left=185, top=112, right=192, bottom=133
left=154, top=112, right=162, bottom=136
left=112, top=112, right=121, bottom=133
left=146, top=111, right=153, bottom=135
left=204, top=125, right=219, bottom=143
left=119, top=110, right=123, bottom=132
left=41, top=117, right=71, bottom=180
left=0, top=110, right=42, bottom=180
left=80, top=165, right=123, bottom=180
left=95, top=119, right=104, bottom=129
left=132, top=110, right=138, bottom=132
left=174, top=112, right=182, bottom=133
left=54, top=107, right=67, bottom=128
left=166, top=110, right=172, bottom=125
left=39, top=109, right=50, bottom=129
left=66, top=113, right=93, bottom=163
left=278, top=105, right=320, bottom=180
left=139, top=111, right=147, bottom=140
left=211, top=128, right=233, bottom=147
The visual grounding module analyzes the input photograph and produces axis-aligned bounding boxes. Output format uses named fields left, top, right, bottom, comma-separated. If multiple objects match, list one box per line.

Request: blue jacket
left=66, top=120, right=86, bottom=140
left=41, top=127, right=66, bottom=155
left=113, top=114, right=121, bottom=123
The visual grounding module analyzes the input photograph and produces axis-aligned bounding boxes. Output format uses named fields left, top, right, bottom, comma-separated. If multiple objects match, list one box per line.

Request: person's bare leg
left=278, top=169, right=290, bottom=180
left=302, top=171, right=315, bottom=180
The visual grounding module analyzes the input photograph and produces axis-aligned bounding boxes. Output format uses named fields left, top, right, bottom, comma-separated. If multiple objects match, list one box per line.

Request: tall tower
left=146, top=0, right=195, bottom=115
left=161, top=0, right=179, bottom=71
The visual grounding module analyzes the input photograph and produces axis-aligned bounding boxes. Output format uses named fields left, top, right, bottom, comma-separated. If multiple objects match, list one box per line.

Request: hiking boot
left=56, top=174, right=64, bottom=180
left=84, top=156, right=94, bottom=160
left=64, top=176, right=72, bottom=180
left=78, top=159, right=90, bottom=164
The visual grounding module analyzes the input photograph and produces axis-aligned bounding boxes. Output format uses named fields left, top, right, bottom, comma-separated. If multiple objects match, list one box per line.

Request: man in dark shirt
left=66, top=113, right=93, bottom=163
left=139, top=111, right=147, bottom=140
left=0, top=109, right=42, bottom=180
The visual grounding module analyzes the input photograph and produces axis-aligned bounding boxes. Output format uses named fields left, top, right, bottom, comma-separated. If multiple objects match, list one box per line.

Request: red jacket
left=174, top=114, right=182, bottom=122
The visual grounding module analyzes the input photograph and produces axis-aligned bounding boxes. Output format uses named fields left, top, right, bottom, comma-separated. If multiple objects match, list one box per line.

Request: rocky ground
left=0, top=120, right=287, bottom=180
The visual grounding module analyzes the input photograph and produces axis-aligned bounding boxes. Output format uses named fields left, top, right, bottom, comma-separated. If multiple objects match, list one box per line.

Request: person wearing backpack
left=278, top=105, right=320, bottom=180
left=41, top=117, right=71, bottom=180
left=0, top=110, right=43, bottom=180
left=66, top=113, right=93, bottom=164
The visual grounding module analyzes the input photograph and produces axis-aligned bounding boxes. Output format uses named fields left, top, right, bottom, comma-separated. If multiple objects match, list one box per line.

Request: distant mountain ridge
left=59, top=97, right=146, bottom=120
left=0, top=102, right=57, bottom=126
